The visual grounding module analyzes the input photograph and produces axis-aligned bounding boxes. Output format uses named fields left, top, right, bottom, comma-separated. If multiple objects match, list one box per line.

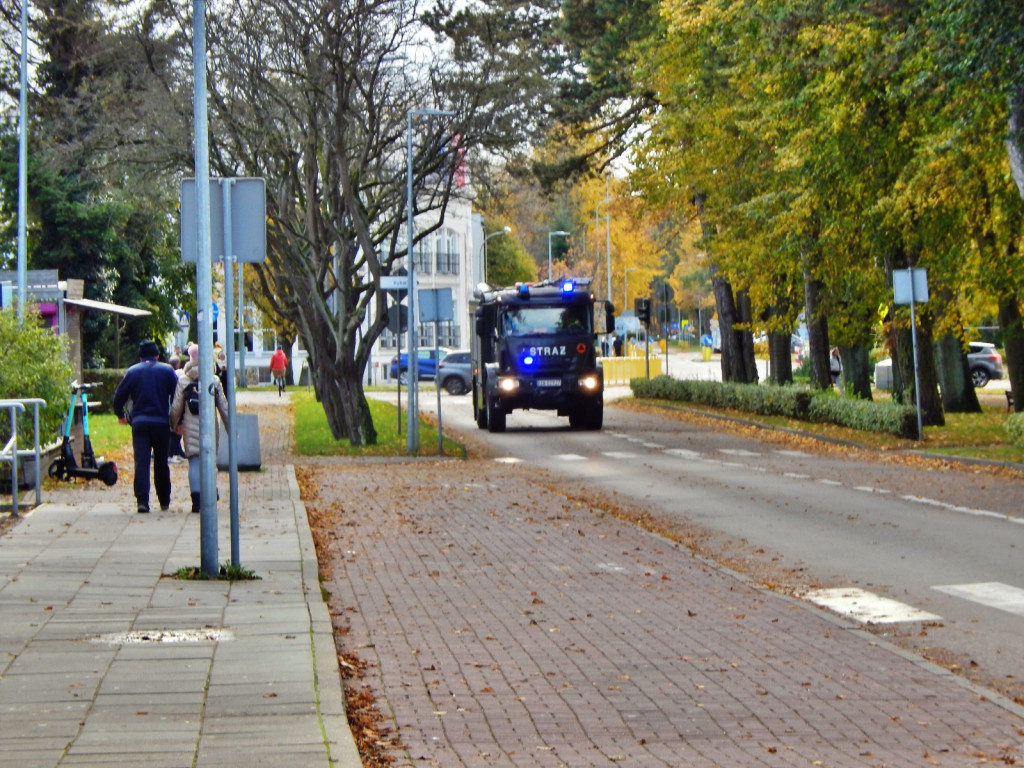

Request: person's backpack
left=185, top=380, right=200, bottom=415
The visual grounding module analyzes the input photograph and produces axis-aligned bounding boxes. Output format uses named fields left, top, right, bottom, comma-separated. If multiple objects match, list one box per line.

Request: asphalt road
left=404, top=372, right=1024, bottom=704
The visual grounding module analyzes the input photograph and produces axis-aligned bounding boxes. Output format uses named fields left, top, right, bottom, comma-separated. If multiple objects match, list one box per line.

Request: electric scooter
left=48, top=381, right=118, bottom=486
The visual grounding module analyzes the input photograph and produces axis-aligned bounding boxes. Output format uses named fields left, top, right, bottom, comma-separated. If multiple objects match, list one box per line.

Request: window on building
left=436, top=228, right=460, bottom=275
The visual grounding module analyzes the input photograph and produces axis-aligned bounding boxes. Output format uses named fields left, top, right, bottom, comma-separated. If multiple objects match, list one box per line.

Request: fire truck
left=471, top=278, right=615, bottom=432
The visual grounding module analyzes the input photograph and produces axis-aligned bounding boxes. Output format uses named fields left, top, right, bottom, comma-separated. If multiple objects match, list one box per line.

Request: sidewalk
left=0, top=389, right=360, bottom=768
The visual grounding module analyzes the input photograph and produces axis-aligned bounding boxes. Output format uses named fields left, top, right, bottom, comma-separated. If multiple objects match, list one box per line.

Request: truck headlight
left=498, top=377, right=519, bottom=392
left=579, top=375, right=599, bottom=390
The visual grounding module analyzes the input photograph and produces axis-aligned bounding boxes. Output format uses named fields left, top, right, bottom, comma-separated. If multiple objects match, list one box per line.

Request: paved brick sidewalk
left=312, top=460, right=1024, bottom=767
left=0, top=390, right=359, bottom=768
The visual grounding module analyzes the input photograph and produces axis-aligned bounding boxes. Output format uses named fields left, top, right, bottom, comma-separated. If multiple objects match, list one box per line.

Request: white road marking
left=803, top=587, right=941, bottom=624
left=719, top=449, right=760, bottom=457
left=818, top=479, right=843, bottom=487
left=642, top=442, right=664, bottom=449
left=854, top=486, right=892, bottom=494
left=602, top=452, right=639, bottom=460
left=933, top=582, right=1024, bottom=618
left=494, top=457, right=523, bottom=464
left=552, top=453, right=587, bottom=461
left=784, top=472, right=811, bottom=479
left=596, top=562, right=630, bottom=573
left=664, top=448, right=703, bottom=460
left=899, top=495, right=1023, bottom=524
left=774, top=450, right=811, bottom=457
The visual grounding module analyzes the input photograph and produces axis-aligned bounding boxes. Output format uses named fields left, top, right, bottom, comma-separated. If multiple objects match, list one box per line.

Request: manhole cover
left=92, top=628, right=234, bottom=644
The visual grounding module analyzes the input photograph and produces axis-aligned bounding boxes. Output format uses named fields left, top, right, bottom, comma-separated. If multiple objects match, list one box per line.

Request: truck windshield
left=500, top=305, right=591, bottom=336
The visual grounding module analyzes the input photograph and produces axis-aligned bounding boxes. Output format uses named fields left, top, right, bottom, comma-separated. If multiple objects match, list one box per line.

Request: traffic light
left=634, top=297, right=651, bottom=326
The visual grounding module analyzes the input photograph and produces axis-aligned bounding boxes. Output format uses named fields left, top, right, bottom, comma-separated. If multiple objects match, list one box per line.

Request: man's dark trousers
left=132, top=422, right=171, bottom=510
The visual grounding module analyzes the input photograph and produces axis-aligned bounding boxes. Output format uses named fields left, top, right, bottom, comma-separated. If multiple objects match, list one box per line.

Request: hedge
left=630, top=375, right=918, bottom=439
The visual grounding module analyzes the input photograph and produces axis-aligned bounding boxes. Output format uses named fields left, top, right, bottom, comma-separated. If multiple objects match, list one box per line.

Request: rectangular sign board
left=381, top=275, right=410, bottom=290
left=419, top=287, right=454, bottom=323
left=893, top=268, right=928, bottom=305
left=181, top=178, right=266, bottom=263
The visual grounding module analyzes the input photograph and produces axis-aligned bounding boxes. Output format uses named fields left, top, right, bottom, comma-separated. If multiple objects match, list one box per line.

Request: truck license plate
left=537, top=378, right=561, bottom=388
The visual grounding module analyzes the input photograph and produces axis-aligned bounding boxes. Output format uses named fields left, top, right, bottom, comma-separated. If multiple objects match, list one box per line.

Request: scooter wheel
left=48, top=459, right=65, bottom=480
left=98, top=462, right=118, bottom=487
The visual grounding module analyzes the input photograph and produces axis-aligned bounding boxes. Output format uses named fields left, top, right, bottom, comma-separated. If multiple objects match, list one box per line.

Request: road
left=402, top=366, right=1024, bottom=704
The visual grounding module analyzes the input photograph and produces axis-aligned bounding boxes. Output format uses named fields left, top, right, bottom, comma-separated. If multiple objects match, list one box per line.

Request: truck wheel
left=474, top=381, right=488, bottom=429
left=487, top=396, right=506, bottom=433
left=585, top=403, right=604, bottom=430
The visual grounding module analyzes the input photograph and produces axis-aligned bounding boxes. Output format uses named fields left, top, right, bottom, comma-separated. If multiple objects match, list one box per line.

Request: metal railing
left=0, top=398, right=47, bottom=516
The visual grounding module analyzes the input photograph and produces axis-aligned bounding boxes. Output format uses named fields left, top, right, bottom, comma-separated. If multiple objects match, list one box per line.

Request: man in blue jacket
left=112, top=340, right=180, bottom=514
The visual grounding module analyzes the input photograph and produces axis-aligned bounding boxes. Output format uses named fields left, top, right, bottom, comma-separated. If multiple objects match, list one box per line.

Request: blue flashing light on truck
left=471, top=278, right=616, bottom=432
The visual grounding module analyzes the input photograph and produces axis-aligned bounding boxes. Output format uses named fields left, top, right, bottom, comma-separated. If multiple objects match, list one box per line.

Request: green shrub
left=78, top=368, right=128, bottom=413
left=1006, top=413, right=1024, bottom=448
left=631, top=375, right=917, bottom=438
left=0, top=306, right=74, bottom=445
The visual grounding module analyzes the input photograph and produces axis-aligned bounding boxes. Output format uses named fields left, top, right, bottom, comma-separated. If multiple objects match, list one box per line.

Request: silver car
left=436, top=350, right=472, bottom=395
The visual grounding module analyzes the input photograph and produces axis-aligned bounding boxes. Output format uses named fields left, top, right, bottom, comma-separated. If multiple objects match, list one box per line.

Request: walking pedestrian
left=112, top=340, right=179, bottom=514
left=269, top=345, right=288, bottom=395
left=169, top=343, right=229, bottom=514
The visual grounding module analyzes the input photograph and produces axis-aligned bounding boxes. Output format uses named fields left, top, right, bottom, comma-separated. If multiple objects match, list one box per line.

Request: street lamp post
left=17, top=0, right=28, bottom=321
left=482, top=226, right=511, bottom=287
left=547, top=230, right=570, bottom=280
left=596, top=195, right=611, bottom=305
left=407, top=108, right=454, bottom=454
left=624, top=267, right=638, bottom=310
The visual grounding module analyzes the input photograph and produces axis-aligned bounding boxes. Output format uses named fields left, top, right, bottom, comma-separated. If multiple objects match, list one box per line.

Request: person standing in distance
left=170, top=343, right=229, bottom=514
left=112, top=340, right=179, bottom=514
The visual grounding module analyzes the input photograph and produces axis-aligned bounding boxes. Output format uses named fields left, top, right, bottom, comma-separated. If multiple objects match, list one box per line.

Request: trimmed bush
left=1006, top=413, right=1024, bottom=448
left=0, top=306, right=74, bottom=445
left=631, top=375, right=917, bottom=438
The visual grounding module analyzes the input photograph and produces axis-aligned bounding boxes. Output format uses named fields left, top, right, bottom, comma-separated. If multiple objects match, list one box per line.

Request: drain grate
left=92, top=628, right=234, bottom=644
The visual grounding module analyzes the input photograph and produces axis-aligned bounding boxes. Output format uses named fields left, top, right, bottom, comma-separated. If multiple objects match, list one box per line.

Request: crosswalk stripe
left=933, top=582, right=1024, bottom=617
left=803, top=587, right=941, bottom=624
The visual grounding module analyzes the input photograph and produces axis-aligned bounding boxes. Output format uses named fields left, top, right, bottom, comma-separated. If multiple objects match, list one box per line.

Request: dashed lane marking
left=854, top=486, right=892, bottom=494
left=804, top=587, right=941, bottom=624
left=602, top=452, right=639, bottom=460
left=663, top=448, right=703, bottom=460
left=933, top=582, right=1024, bottom=618
left=719, top=449, right=761, bottom=457
left=900, top=495, right=1023, bottom=524
left=774, top=450, right=811, bottom=457
left=818, top=479, right=843, bottom=486
left=494, top=457, right=523, bottom=464
left=552, top=454, right=587, bottom=461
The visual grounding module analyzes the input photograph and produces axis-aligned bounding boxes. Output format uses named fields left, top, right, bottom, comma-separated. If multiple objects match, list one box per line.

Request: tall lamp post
left=406, top=108, right=454, bottom=454
left=547, top=230, right=570, bottom=280
left=16, top=0, right=28, bottom=321
left=596, top=194, right=611, bottom=305
left=482, top=226, right=511, bottom=286
left=624, top=267, right=638, bottom=310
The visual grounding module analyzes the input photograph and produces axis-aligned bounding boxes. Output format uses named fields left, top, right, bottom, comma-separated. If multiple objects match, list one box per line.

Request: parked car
left=436, top=350, right=472, bottom=395
left=968, top=341, right=1003, bottom=387
left=390, top=347, right=451, bottom=384
left=874, top=341, right=1003, bottom=390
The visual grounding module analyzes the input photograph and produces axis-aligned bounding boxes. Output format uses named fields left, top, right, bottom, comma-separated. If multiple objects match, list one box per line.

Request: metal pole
left=17, top=0, right=28, bottom=323
left=193, top=0, right=218, bottom=575
left=908, top=268, right=923, bottom=441
left=221, top=180, right=240, bottom=567
left=406, top=111, right=417, bottom=453
left=237, top=259, right=246, bottom=388
left=405, top=108, right=454, bottom=453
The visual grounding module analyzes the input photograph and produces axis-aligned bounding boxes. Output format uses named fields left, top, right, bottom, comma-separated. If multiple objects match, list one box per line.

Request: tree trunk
left=803, top=270, right=831, bottom=390
left=891, top=314, right=945, bottom=427
left=767, top=331, right=793, bottom=384
left=998, top=295, right=1024, bottom=413
left=934, top=333, right=981, bottom=414
left=712, top=273, right=756, bottom=383
left=840, top=342, right=872, bottom=399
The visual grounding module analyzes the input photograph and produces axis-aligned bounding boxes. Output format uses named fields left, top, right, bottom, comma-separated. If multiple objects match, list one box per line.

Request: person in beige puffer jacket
left=169, top=343, right=229, bottom=513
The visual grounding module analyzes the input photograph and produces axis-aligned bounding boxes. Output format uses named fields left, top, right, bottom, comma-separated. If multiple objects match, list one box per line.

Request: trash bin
left=217, top=413, right=261, bottom=471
